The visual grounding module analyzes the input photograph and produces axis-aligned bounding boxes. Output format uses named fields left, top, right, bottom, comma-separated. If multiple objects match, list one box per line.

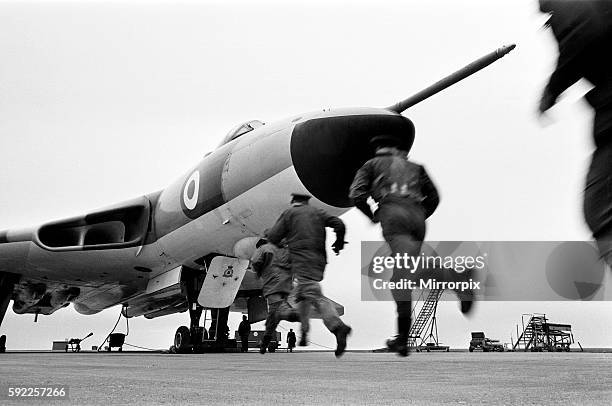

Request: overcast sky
left=1, top=0, right=611, bottom=351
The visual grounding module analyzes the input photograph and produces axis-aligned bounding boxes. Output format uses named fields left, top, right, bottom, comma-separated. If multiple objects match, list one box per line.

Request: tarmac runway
left=1, top=351, right=611, bottom=405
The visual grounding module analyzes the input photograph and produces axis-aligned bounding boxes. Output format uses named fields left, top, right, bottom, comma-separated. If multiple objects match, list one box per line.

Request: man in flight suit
left=250, top=237, right=299, bottom=354
left=237, top=315, right=251, bottom=353
left=287, top=329, right=297, bottom=352
left=267, top=193, right=352, bottom=357
left=538, top=0, right=612, bottom=266
left=349, top=134, right=474, bottom=356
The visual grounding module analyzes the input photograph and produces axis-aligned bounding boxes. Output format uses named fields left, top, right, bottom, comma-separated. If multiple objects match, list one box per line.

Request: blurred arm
left=420, top=166, right=440, bottom=218
left=349, top=162, right=375, bottom=221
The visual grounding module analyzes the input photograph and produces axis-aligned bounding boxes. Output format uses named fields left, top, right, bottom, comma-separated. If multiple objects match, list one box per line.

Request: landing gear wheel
left=174, top=326, right=192, bottom=353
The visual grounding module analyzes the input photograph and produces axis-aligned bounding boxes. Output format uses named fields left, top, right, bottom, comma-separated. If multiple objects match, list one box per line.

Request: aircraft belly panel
left=73, top=284, right=138, bottom=313
left=145, top=265, right=182, bottom=295
left=20, top=243, right=165, bottom=285
left=0, top=241, right=31, bottom=275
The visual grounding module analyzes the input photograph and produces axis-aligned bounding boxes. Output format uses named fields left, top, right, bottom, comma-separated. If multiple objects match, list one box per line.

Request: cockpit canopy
left=219, top=120, right=265, bottom=146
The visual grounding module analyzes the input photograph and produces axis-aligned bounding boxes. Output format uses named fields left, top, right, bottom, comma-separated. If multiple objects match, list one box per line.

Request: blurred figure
left=539, top=0, right=612, bottom=266
left=287, top=329, right=296, bottom=352
left=250, top=237, right=298, bottom=354
left=349, top=135, right=474, bottom=356
left=238, top=315, right=251, bottom=353
left=267, top=193, right=352, bottom=357
left=0, top=334, right=6, bottom=353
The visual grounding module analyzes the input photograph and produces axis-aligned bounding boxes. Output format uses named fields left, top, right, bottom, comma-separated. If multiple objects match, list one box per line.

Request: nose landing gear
left=171, top=265, right=236, bottom=353
left=172, top=307, right=234, bottom=353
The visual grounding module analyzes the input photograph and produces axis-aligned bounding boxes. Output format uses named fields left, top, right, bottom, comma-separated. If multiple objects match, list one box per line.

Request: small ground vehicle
left=469, top=332, right=504, bottom=352
left=65, top=332, right=93, bottom=352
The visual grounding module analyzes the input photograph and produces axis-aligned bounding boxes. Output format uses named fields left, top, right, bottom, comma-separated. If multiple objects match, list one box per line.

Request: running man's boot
left=333, top=324, right=352, bottom=358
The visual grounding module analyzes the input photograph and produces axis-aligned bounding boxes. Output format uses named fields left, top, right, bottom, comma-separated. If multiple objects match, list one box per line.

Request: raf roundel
left=183, top=170, right=200, bottom=211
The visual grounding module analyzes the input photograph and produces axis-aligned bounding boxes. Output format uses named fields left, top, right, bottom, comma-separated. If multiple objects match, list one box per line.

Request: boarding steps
left=513, top=314, right=546, bottom=351
left=407, top=288, right=444, bottom=347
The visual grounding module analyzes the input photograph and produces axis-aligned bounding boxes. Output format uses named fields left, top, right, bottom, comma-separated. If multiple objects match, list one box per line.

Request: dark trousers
left=295, top=278, right=343, bottom=335
left=289, top=252, right=346, bottom=336
left=240, top=335, right=249, bottom=352
left=263, top=294, right=300, bottom=341
left=584, top=139, right=612, bottom=267
left=377, top=198, right=424, bottom=345
left=377, top=197, right=468, bottom=345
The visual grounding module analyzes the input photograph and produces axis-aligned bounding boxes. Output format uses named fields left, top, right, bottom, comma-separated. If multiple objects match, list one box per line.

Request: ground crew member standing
left=238, top=315, right=251, bottom=353
left=287, top=329, right=296, bottom=352
left=349, top=134, right=473, bottom=356
left=538, top=0, right=612, bottom=266
left=250, top=237, right=298, bottom=354
left=267, top=193, right=352, bottom=357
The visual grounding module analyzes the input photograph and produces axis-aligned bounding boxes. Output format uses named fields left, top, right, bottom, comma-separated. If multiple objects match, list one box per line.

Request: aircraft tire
left=174, top=326, right=191, bottom=353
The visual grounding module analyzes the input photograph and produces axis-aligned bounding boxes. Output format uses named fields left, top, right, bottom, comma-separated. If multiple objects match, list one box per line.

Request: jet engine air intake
left=37, top=197, right=150, bottom=251
left=291, top=112, right=415, bottom=208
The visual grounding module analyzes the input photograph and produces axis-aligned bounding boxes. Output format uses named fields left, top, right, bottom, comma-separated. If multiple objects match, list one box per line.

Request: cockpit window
left=220, top=120, right=265, bottom=146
